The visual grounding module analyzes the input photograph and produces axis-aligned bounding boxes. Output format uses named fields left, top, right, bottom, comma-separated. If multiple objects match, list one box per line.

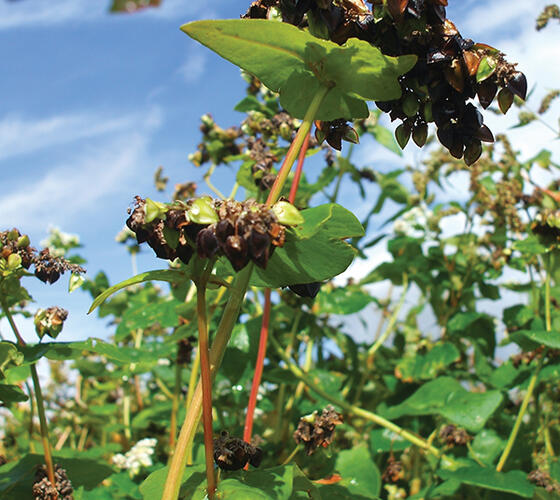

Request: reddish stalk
left=243, top=288, right=272, bottom=446
left=288, top=132, right=311, bottom=204
left=242, top=131, right=312, bottom=458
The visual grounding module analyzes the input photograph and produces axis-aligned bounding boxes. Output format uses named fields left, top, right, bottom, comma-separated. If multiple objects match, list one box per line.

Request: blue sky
left=1, top=0, right=559, bottom=344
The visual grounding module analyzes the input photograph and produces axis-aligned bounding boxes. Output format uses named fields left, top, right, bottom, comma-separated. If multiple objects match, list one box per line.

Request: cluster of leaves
left=1, top=2, right=560, bottom=500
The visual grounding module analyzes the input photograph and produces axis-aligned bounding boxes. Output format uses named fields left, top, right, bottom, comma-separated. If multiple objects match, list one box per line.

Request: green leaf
left=140, top=465, right=206, bottom=500
left=0, top=383, right=28, bottom=404
left=381, top=376, right=502, bottom=432
left=181, top=20, right=416, bottom=119
left=0, top=454, right=113, bottom=496
left=371, top=124, right=403, bottom=156
left=469, top=429, right=505, bottom=466
left=0, top=341, right=23, bottom=378
left=279, top=69, right=369, bottom=120
left=218, top=466, right=294, bottom=499
left=513, top=236, right=547, bottom=255
left=369, top=428, right=409, bottom=454
left=335, top=446, right=381, bottom=498
left=508, top=329, right=560, bottom=351
left=88, top=269, right=191, bottom=313
left=252, top=203, right=364, bottom=287
left=116, top=299, right=181, bottom=339
left=438, top=466, right=535, bottom=498
left=316, top=286, right=373, bottom=315
left=395, top=342, right=460, bottom=382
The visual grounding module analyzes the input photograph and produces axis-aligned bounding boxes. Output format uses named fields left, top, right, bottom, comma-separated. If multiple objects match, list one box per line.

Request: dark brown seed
left=464, top=139, right=482, bottom=165
left=196, top=227, right=219, bottom=259
left=474, top=124, right=494, bottom=143
left=412, top=122, right=428, bottom=147
left=224, top=235, right=249, bottom=271
left=507, top=71, right=527, bottom=100
left=249, top=230, right=271, bottom=268
left=477, top=80, right=498, bottom=109
left=176, top=242, right=194, bottom=265
left=288, top=282, right=321, bottom=298
left=215, top=219, right=234, bottom=244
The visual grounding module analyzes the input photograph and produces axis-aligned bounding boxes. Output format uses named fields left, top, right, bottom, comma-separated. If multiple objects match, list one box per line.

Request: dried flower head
left=213, top=431, right=263, bottom=471
left=293, top=405, right=343, bottom=455
left=32, top=464, right=74, bottom=500
left=439, top=424, right=471, bottom=447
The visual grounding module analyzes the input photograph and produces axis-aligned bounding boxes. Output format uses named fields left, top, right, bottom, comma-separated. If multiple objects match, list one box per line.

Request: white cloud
left=0, top=133, right=148, bottom=232
left=0, top=109, right=161, bottom=161
left=177, top=48, right=207, bottom=83
left=0, top=0, right=209, bottom=30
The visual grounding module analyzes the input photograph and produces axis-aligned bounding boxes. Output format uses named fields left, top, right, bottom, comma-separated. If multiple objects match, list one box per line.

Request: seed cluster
left=382, top=456, right=404, bottom=483
left=293, top=405, right=343, bottom=455
left=438, top=424, right=471, bottom=447
left=126, top=197, right=288, bottom=271
left=213, top=431, right=263, bottom=471
left=244, top=0, right=527, bottom=165
left=32, top=464, right=74, bottom=500
left=0, top=229, right=85, bottom=284
left=528, top=469, right=560, bottom=494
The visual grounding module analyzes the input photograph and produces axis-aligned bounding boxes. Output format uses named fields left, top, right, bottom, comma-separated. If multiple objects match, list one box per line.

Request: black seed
left=507, top=71, right=527, bottom=100
left=224, top=235, right=250, bottom=271
left=215, top=219, right=234, bottom=244
left=196, top=227, right=219, bottom=259
left=288, top=282, right=322, bottom=298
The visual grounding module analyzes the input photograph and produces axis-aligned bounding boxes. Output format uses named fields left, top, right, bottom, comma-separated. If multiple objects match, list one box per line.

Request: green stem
left=269, top=334, right=442, bottom=458
left=185, top=348, right=200, bottom=465
left=161, top=263, right=253, bottom=500
left=169, top=359, right=182, bottom=450
left=204, top=163, right=226, bottom=200
left=496, top=270, right=550, bottom=472
left=367, top=274, right=408, bottom=366
left=194, top=260, right=217, bottom=499
left=282, top=444, right=302, bottom=465
left=1, top=301, right=57, bottom=495
left=265, top=85, right=330, bottom=206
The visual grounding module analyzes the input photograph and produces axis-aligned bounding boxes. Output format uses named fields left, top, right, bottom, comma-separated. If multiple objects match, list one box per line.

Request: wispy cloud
left=0, top=109, right=161, bottom=161
left=0, top=132, right=148, bottom=231
left=177, top=48, right=207, bottom=83
left=0, top=0, right=210, bottom=30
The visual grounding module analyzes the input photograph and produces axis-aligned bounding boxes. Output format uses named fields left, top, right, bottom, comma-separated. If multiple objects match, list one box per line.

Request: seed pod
left=395, top=122, right=411, bottom=149
left=215, top=219, right=235, bottom=244
left=412, top=122, right=428, bottom=147
left=462, top=50, right=480, bottom=76
left=497, top=87, right=514, bottom=114
left=288, top=282, right=321, bottom=298
left=196, top=226, right=219, bottom=259
left=507, top=71, right=527, bottom=100
left=248, top=230, right=271, bottom=268
left=272, top=201, right=304, bottom=226
left=477, top=79, right=498, bottom=109
left=188, top=197, right=219, bottom=225
left=224, top=234, right=250, bottom=271
left=464, top=139, right=482, bottom=166
left=176, top=242, right=194, bottom=265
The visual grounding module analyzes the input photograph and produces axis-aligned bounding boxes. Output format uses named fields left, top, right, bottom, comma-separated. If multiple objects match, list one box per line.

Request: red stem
left=242, top=131, right=312, bottom=460
left=288, top=132, right=311, bottom=204
left=243, top=288, right=272, bottom=446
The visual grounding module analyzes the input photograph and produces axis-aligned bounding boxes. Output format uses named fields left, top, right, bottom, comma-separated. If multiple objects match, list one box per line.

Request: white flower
left=157, top=358, right=171, bottom=366
left=112, top=438, right=157, bottom=477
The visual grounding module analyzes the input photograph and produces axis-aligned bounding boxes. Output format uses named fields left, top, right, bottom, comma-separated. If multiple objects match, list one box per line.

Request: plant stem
left=282, top=444, right=301, bottom=465
left=288, top=132, right=311, bottom=203
left=195, top=260, right=217, bottom=499
left=496, top=270, right=551, bottom=472
left=269, top=334, right=442, bottom=458
left=266, top=85, right=329, bottom=206
left=1, top=300, right=58, bottom=496
left=204, top=163, right=226, bottom=200
left=161, top=264, right=253, bottom=500
left=243, top=288, right=272, bottom=446
left=367, top=274, right=408, bottom=367
left=185, top=347, right=200, bottom=465
left=169, top=359, right=182, bottom=450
